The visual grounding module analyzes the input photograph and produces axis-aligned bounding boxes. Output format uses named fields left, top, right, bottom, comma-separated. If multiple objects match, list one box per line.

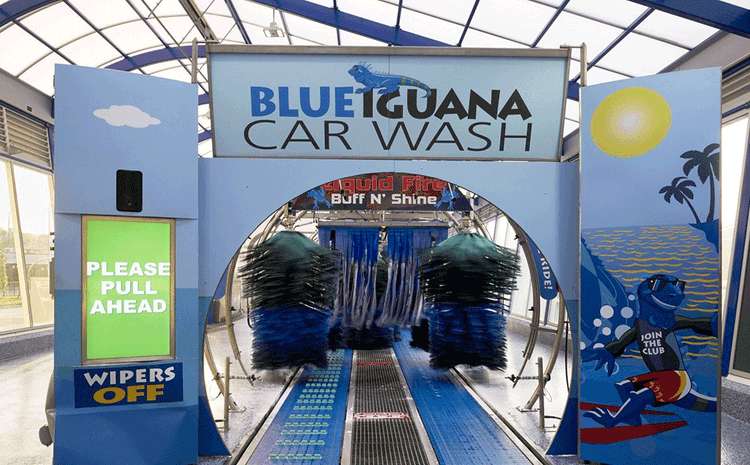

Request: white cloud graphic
left=93, top=105, right=161, bottom=128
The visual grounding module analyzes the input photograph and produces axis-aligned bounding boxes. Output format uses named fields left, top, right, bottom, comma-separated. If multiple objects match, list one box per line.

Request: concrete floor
left=2, top=319, right=749, bottom=464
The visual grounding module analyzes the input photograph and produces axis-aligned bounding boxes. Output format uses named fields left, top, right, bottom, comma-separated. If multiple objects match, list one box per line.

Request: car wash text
left=243, top=86, right=535, bottom=154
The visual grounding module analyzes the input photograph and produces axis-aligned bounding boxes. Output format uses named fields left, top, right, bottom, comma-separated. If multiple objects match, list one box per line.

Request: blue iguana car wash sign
left=208, top=46, right=570, bottom=161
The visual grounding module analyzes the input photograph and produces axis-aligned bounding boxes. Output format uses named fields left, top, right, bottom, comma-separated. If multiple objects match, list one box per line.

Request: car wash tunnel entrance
left=50, top=47, right=588, bottom=465
left=201, top=171, right=571, bottom=465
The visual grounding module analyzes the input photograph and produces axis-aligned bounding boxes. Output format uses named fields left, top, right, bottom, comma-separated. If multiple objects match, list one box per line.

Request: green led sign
left=82, top=216, right=175, bottom=364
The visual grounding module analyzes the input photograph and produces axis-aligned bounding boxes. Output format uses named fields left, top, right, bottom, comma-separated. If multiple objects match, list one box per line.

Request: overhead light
left=264, top=10, right=285, bottom=38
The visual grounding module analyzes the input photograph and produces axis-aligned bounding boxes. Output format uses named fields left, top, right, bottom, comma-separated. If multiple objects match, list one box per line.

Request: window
left=0, top=161, right=25, bottom=332
left=14, top=165, right=53, bottom=326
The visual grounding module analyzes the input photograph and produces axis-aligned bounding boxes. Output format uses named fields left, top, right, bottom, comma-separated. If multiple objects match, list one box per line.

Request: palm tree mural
left=680, top=143, right=720, bottom=222
left=659, top=176, right=700, bottom=223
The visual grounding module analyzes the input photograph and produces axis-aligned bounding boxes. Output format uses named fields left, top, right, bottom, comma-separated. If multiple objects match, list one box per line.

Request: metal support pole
left=191, top=38, right=198, bottom=84
left=537, top=357, right=545, bottom=430
left=580, top=42, right=587, bottom=87
left=223, top=356, right=230, bottom=431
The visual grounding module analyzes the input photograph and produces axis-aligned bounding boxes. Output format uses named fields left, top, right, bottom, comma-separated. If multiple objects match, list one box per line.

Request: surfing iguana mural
left=348, top=62, right=432, bottom=97
left=582, top=273, right=718, bottom=429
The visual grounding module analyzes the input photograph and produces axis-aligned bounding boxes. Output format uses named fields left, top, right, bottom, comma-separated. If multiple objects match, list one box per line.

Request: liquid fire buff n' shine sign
left=208, top=46, right=570, bottom=160
left=83, top=216, right=175, bottom=363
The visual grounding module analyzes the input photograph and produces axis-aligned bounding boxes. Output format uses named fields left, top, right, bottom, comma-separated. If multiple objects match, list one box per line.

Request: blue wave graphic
left=581, top=224, right=719, bottom=361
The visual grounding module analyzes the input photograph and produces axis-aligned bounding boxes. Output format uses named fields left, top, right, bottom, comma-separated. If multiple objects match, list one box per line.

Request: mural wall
left=579, top=68, right=721, bottom=465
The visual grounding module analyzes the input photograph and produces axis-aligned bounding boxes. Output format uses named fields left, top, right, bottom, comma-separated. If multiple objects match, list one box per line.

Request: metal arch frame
left=4, top=0, right=750, bottom=61
left=5, top=0, right=750, bottom=163
left=6, top=0, right=750, bottom=111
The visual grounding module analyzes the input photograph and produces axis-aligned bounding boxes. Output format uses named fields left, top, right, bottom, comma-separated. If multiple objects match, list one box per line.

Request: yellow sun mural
left=590, top=87, right=671, bottom=157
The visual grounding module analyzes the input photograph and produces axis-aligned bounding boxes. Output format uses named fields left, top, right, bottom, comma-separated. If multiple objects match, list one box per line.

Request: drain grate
left=348, top=350, right=434, bottom=465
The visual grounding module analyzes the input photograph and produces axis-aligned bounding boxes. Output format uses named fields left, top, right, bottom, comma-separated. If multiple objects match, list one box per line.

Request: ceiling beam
left=0, top=0, right=58, bottom=28
left=531, top=0, right=569, bottom=48
left=625, top=0, right=750, bottom=39
left=456, top=0, right=481, bottom=47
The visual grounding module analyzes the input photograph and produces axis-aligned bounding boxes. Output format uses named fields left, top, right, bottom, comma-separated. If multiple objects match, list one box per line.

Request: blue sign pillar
left=53, top=65, right=205, bottom=464
left=579, top=68, right=721, bottom=465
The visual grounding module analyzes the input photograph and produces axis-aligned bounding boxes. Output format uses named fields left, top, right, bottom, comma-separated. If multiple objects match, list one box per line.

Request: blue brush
left=418, top=233, right=520, bottom=370
left=238, top=231, right=339, bottom=369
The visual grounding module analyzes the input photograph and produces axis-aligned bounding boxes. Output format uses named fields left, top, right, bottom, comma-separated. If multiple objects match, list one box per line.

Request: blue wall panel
left=54, top=65, right=198, bottom=219
left=198, top=158, right=579, bottom=301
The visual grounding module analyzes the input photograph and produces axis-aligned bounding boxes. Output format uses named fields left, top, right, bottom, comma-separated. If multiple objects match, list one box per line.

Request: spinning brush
left=418, top=233, right=520, bottom=370
left=344, top=254, right=396, bottom=349
left=238, top=231, right=339, bottom=370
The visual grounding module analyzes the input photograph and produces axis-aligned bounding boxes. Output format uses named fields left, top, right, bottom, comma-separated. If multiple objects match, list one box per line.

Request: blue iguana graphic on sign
left=348, top=62, right=432, bottom=97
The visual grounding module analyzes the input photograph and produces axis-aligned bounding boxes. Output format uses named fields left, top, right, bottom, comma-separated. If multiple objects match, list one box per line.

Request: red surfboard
left=580, top=402, right=688, bottom=444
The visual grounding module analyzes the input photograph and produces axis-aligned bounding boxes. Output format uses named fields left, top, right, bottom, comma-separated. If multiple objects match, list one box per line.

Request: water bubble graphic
left=594, top=318, right=602, bottom=327
left=621, top=307, right=634, bottom=318
left=600, top=305, right=614, bottom=318
left=615, top=324, right=631, bottom=338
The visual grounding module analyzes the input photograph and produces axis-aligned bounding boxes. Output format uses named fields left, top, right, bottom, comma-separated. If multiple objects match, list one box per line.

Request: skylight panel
left=471, top=0, right=556, bottom=46
left=195, top=0, right=230, bottom=16
left=69, top=0, right=141, bottom=29
left=0, top=26, right=55, bottom=76
left=537, top=11, right=622, bottom=59
left=301, top=0, right=334, bottom=6
left=134, top=0, right=187, bottom=17
left=637, top=10, right=717, bottom=48
left=147, top=16, right=204, bottom=46
left=19, top=3, right=92, bottom=48
left=337, top=0, right=398, bottom=27
left=460, top=29, right=524, bottom=48
left=102, top=20, right=165, bottom=57
left=399, top=9, right=463, bottom=45
left=97, top=44, right=162, bottom=69
left=580, top=65, right=630, bottom=86
left=59, top=32, right=120, bottom=68
left=234, top=0, right=274, bottom=26
left=150, top=65, right=192, bottom=83
left=284, top=13, right=339, bottom=45
left=564, top=0, right=648, bottom=29
left=339, top=30, right=387, bottom=46
left=595, top=33, right=685, bottom=77
left=401, top=0, right=476, bottom=27
left=19, top=54, right=68, bottom=96
left=141, top=61, right=184, bottom=76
